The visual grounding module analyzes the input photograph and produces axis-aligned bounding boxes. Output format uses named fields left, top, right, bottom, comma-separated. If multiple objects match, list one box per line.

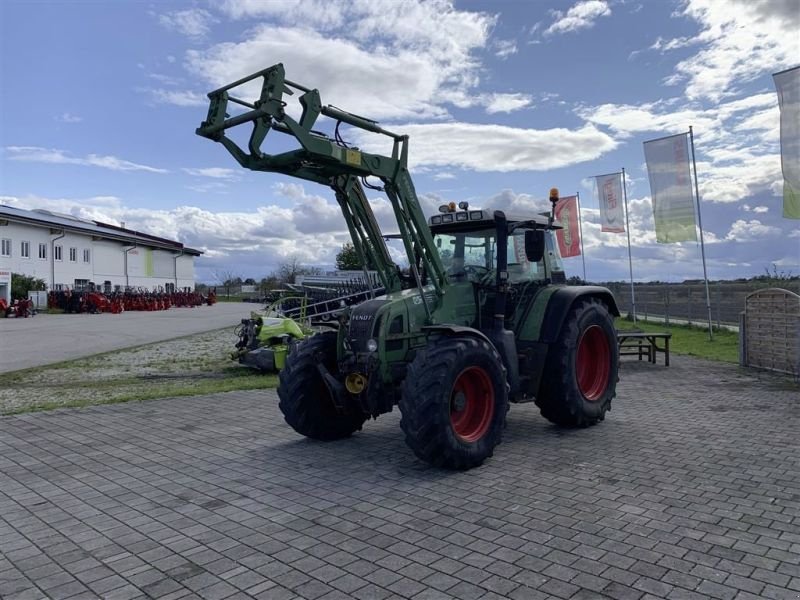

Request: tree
left=259, top=275, right=280, bottom=295
left=335, top=242, right=377, bottom=271
left=276, top=257, right=321, bottom=284
left=243, top=277, right=256, bottom=286
left=11, top=273, right=46, bottom=300
left=213, top=269, right=242, bottom=297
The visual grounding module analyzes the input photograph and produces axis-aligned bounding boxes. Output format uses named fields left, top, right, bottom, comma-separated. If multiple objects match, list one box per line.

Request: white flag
left=774, top=66, right=800, bottom=219
left=595, top=172, right=625, bottom=233
left=643, top=133, right=697, bottom=243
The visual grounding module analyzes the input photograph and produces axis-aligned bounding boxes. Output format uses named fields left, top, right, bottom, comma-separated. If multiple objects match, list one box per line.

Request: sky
left=1, top=0, right=798, bottom=284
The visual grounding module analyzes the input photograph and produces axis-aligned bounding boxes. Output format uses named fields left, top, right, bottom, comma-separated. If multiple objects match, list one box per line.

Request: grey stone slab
left=0, top=357, right=797, bottom=600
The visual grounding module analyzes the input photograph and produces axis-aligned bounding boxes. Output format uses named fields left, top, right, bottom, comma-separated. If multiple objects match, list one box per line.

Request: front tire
left=535, top=299, right=618, bottom=427
left=277, top=332, right=366, bottom=440
left=400, top=336, right=509, bottom=469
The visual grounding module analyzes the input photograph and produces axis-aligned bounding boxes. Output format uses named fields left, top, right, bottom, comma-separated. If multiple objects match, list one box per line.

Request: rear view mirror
left=524, top=230, right=545, bottom=262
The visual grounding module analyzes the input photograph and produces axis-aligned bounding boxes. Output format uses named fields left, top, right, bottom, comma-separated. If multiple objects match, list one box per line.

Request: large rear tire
left=535, top=299, right=618, bottom=427
left=400, top=336, right=509, bottom=469
left=277, top=332, right=367, bottom=440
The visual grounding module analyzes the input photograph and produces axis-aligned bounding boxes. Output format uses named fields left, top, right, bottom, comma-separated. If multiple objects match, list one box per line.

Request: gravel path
left=0, top=326, right=275, bottom=414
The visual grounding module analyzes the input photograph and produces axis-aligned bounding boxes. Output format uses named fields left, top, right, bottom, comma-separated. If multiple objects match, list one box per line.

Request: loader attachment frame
left=196, top=63, right=446, bottom=303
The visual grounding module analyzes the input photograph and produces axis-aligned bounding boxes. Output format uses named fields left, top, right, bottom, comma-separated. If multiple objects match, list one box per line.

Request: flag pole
left=689, top=126, right=713, bottom=341
left=576, top=191, right=587, bottom=282
left=621, top=168, right=636, bottom=323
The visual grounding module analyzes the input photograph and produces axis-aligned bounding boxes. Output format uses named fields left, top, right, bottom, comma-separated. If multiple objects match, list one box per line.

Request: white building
left=0, top=205, right=202, bottom=304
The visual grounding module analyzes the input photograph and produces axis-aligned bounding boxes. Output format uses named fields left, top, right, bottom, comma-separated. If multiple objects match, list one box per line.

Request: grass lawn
left=615, top=318, right=739, bottom=363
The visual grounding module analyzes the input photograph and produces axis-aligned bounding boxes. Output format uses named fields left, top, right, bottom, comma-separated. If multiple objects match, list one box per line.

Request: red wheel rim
left=450, top=367, right=494, bottom=442
left=576, top=325, right=611, bottom=401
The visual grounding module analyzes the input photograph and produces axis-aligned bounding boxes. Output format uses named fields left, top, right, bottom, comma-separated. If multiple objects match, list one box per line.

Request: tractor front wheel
left=277, top=332, right=367, bottom=440
left=400, top=336, right=509, bottom=469
left=535, top=299, right=618, bottom=427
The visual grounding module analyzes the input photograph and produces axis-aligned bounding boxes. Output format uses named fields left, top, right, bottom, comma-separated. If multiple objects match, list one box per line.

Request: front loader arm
left=195, top=63, right=447, bottom=303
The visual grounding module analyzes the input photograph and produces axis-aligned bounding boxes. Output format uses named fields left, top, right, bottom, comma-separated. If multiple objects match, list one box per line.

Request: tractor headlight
left=366, top=338, right=378, bottom=352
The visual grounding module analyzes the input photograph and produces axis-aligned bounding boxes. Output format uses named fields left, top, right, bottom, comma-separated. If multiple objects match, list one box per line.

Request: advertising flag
left=773, top=66, right=800, bottom=219
left=595, top=172, right=625, bottom=232
left=643, top=133, right=697, bottom=243
left=554, top=195, right=581, bottom=257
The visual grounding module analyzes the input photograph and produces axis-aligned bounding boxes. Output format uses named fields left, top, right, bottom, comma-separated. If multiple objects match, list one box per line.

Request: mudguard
left=517, top=286, right=619, bottom=343
left=538, top=286, right=619, bottom=343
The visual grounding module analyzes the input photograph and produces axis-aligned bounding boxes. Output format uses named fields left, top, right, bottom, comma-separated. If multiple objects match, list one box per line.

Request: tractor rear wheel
left=535, top=298, right=618, bottom=427
left=400, top=336, right=509, bottom=469
left=277, top=332, right=367, bottom=440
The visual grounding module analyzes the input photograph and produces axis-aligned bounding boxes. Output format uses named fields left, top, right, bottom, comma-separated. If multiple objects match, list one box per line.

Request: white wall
left=93, top=239, right=125, bottom=280
left=0, top=220, right=198, bottom=292
left=0, top=222, right=53, bottom=283
left=51, top=230, right=95, bottom=288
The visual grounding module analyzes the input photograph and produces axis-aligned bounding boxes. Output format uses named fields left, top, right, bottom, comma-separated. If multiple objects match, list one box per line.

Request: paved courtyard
left=1, top=356, right=798, bottom=600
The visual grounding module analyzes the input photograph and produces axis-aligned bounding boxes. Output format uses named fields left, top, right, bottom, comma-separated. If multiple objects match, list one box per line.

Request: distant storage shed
left=0, top=205, right=202, bottom=303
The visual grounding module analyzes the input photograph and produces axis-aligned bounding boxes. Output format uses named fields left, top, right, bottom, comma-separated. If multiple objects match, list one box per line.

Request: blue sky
left=1, top=0, right=798, bottom=284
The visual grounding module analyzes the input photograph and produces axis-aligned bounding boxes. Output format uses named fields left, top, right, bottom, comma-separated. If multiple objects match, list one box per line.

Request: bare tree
left=276, top=256, right=321, bottom=285
left=213, top=269, right=242, bottom=297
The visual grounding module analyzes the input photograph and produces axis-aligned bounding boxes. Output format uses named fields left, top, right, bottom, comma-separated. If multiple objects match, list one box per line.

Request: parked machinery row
left=47, top=288, right=217, bottom=314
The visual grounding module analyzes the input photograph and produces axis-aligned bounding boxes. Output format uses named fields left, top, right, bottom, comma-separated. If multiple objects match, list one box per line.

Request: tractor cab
left=429, top=204, right=566, bottom=287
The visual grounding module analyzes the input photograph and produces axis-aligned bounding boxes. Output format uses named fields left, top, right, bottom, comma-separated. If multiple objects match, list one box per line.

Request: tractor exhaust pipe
left=491, top=211, right=520, bottom=395
left=493, top=211, right=509, bottom=332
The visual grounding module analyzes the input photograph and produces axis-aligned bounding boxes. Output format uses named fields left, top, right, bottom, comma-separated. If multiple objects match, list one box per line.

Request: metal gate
left=740, top=288, right=800, bottom=377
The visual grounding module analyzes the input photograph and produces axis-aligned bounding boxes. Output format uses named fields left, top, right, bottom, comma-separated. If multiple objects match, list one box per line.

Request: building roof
left=0, top=205, right=203, bottom=256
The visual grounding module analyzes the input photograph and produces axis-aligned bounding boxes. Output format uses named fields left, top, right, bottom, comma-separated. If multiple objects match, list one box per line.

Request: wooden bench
left=617, top=330, right=672, bottom=366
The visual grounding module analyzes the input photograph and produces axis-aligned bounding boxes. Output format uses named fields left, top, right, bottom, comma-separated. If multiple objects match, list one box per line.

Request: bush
left=11, top=273, right=46, bottom=300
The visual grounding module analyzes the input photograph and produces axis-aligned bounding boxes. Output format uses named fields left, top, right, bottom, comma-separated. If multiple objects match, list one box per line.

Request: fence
left=605, top=281, right=800, bottom=328
left=740, top=288, right=800, bottom=377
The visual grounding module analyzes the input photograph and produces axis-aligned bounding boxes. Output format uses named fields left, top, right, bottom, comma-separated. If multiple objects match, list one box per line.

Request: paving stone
left=0, top=358, right=796, bottom=600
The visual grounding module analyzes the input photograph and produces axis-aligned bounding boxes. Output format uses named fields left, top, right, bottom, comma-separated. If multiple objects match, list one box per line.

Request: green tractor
left=197, top=64, right=620, bottom=469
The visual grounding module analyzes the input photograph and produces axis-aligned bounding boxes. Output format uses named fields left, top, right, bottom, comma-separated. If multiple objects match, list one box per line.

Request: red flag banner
left=555, top=195, right=581, bottom=257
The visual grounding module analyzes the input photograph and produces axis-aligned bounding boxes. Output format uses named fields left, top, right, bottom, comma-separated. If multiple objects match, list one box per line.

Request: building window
left=1, top=239, right=10, bottom=257
left=54, top=245, right=63, bottom=261
left=74, top=279, right=89, bottom=291
left=69, top=247, right=77, bottom=262
left=21, top=241, right=30, bottom=259
left=39, top=243, right=47, bottom=260
left=83, top=248, right=91, bottom=263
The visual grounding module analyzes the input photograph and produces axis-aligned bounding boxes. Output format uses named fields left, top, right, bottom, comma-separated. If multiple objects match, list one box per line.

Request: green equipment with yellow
left=197, top=64, right=620, bottom=469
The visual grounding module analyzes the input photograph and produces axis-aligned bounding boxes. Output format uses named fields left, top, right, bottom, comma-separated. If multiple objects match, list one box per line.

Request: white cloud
left=354, top=122, right=617, bottom=172
left=578, top=91, right=783, bottom=204
left=158, top=9, right=216, bottom=38
left=649, top=36, right=696, bottom=52
left=493, top=38, right=518, bottom=59
left=544, top=1, right=610, bottom=36
left=726, top=219, right=781, bottom=241
left=5, top=146, right=167, bottom=173
left=56, top=112, right=82, bottom=123
left=149, top=89, right=207, bottom=107
left=182, top=167, right=239, bottom=179
left=176, top=1, right=495, bottom=120
left=483, top=93, right=533, bottom=114
left=661, top=0, right=799, bottom=101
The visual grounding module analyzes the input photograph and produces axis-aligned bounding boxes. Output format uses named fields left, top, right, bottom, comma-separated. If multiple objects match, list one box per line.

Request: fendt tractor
left=197, top=64, right=620, bottom=469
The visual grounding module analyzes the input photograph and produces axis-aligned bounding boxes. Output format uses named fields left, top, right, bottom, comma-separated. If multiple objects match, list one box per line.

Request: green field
left=615, top=318, right=739, bottom=363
